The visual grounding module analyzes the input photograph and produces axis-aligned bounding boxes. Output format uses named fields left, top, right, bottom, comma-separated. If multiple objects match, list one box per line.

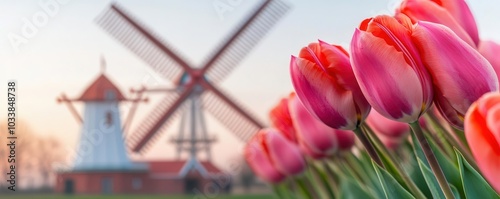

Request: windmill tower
left=95, top=0, right=290, bottom=176
left=57, top=60, right=144, bottom=171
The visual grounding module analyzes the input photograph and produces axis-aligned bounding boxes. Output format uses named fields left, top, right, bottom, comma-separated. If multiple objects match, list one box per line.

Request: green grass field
left=2, top=194, right=276, bottom=199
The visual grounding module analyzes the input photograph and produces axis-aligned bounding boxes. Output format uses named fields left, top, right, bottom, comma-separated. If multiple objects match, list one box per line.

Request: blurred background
left=0, top=0, right=499, bottom=197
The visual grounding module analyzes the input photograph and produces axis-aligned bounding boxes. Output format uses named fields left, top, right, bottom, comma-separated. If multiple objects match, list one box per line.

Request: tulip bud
left=263, top=129, right=306, bottom=176
left=478, top=40, right=500, bottom=81
left=269, top=97, right=298, bottom=143
left=412, top=21, right=499, bottom=129
left=464, top=92, right=500, bottom=192
left=350, top=15, right=433, bottom=123
left=366, top=109, right=410, bottom=138
left=244, top=141, right=286, bottom=184
left=398, top=0, right=478, bottom=46
left=288, top=93, right=339, bottom=157
left=290, top=41, right=370, bottom=130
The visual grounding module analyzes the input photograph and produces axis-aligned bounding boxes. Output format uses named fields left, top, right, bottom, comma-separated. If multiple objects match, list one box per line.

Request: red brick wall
left=55, top=171, right=185, bottom=194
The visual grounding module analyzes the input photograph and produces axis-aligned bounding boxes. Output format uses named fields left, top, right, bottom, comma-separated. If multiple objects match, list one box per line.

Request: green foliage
left=456, top=149, right=500, bottom=199
left=339, top=178, right=375, bottom=199
left=372, top=161, right=415, bottom=199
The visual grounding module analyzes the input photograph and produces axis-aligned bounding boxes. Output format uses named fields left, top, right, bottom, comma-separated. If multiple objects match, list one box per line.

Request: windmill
left=95, top=0, right=290, bottom=171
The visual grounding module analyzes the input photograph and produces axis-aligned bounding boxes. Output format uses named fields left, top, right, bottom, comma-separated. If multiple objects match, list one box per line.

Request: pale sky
left=1, top=0, right=499, bottom=172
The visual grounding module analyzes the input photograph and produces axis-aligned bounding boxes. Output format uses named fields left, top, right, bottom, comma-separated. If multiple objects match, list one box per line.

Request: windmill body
left=73, top=76, right=134, bottom=170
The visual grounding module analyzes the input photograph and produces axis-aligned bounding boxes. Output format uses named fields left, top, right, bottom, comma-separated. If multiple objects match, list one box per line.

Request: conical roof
left=77, top=74, right=126, bottom=101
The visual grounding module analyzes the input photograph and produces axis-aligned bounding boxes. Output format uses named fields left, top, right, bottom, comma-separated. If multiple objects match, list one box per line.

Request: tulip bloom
left=366, top=109, right=410, bottom=138
left=479, top=40, right=500, bottom=81
left=350, top=15, right=433, bottom=123
left=244, top=141, right=286, bottom=183
left=244, top=128, right=305, bottom=183
left=269, top=97, right=298, bottom=143
left=398, top=0, right=478, bottom=46
left=290, top=41, right=370, bottom=130
left=289, top=93, right=356, bottom=158
left=412, top=21, right=499, bottom=128
left=464, top=92, right=500, bottom=192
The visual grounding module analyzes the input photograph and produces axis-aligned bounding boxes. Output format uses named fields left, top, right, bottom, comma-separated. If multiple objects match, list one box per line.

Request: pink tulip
left=289, top=94, right=342, bottom=157
left=464, top=92, right=500, bottom=192
left=478, top=40, right=500, bottom=81
left=378, top=134, right=405, bottom=150
left=366, top=109, right=410, bottom=138
left=244, top=141, right=286, bottom=183
left=398, top=0, right=478, bottom=46
left=350, top=15, right=433, bottom=123
left=246, top=128, right=306, bottom=178
left=290, top=41, right=370, bottom=130
left=412, top=21, right=499, bottom=128
left=269, top=97, right=298, bottom=143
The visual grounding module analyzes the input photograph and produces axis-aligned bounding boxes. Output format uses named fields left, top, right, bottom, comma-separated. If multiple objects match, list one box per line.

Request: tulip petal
left=290, top=56, right=357, bottom=129
left=412, top=21, right=499, bottom=115
left=399, top=0, right=475, bottom=47
left=334, top=129, right=356, bottom=151
left=266, top=130, right=306, bottom=176
left=479, top=41, right=500, bottom=81
left=435, top=89, right=464, bottom=129
left=351, top=29, right=423, bottom=122
left=434, top=0, right=479, bottom=45
left=319, top=41, right=371, bottom=121
left=244, top=142, right=285, bottom=183
left=366, top=109, right=410, bottom=138
left=487, top=105, right=500, bottom=146
left=269, top=98, right=297, bottom=143
left=289, top=95, right=338, bottom=155
left=465, top=102, right=500, bottom=192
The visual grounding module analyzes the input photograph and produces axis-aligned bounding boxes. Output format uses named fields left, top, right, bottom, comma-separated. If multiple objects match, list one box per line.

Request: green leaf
left=450, top=184, right=461, bottom=199
left=411, top=131, right=447, bottom=199
left=372, top=161, right=415, bottom=199
left=339, top=178, right=375, bottom=199
left=426, top=134, right=464, bottom=198
left=456, top=149, right=500, bottom=199
left=417, top=158, right=446, bottom=199
left=350, top=153, right=385, bottom=199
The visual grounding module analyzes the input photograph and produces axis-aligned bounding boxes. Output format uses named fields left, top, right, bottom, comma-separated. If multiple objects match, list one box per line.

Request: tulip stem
left=426, top=112, right=470, bottom=152
left=409, top=121, right=455, bottom=199
left=295, top=178, right=314, bottom=199
left=353, top=127, right=384, bottom=168
left=273, top=184, right=289, bottom=199
left=424, top=113, right=479, bottom=171
left=363, top=124, right=427, bottom=199
left=310, top=161, right=337, bottom=199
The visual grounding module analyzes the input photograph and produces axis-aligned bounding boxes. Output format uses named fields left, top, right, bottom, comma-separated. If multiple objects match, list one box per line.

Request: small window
left=132, top=178, right=142, bottom=190
left=105, top=112, right=113, bottom=127
left=105, top=90, right=116, bottom=100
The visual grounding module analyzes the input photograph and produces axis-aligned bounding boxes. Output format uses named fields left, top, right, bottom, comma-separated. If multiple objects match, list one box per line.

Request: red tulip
left=290, top=41, right=370, bottom=130
left=350, top=14, right=433, bottom=123
left=412, top=21, right=499, bottom=128
left=398, top=0, right=478, bottom=46
left=464, top=92, right=500, bottom=192
left=269, top=97, right=298, bottom=143
left=479, top=40, right=500, bottom=81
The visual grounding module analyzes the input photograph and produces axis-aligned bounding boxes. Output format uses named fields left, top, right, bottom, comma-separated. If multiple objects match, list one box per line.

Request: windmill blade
left=128, top=89, right=189, bottom=153
left=95, top=3, right=193, bottom=81
left=200, top=81, right=265, bottom=142
left=201, top=0, right=290, bottom=83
